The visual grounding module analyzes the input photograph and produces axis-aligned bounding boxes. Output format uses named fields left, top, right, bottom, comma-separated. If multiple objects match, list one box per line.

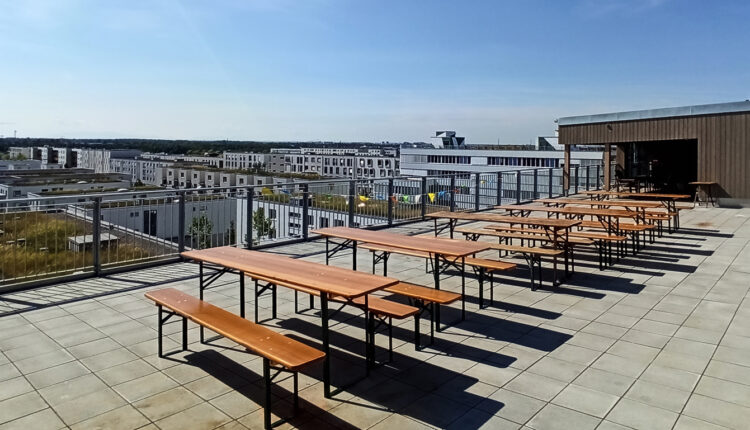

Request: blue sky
left=1, top=0, right=748, bottom=143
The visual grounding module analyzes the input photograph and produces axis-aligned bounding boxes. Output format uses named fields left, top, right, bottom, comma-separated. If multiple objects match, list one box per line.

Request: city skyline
left=1, top=0, right=748, bottom=143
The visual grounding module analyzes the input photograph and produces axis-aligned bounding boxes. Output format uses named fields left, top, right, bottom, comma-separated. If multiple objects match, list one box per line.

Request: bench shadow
left=175, top=349, right=363, bottom=430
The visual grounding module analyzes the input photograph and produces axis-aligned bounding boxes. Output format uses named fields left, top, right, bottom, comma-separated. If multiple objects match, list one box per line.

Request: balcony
left=1, top=168, right=748, bottom=429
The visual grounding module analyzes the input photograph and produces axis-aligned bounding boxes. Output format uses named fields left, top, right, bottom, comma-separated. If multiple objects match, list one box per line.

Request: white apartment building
left=78, top=149, right=142, bottom=173
left=109, top=158, right=173, bottom=185
left=222, top=152, right=269, bottom=170
left=8, top=147, right=35, bottom=160
left=400, top=136, right=602, bottom=177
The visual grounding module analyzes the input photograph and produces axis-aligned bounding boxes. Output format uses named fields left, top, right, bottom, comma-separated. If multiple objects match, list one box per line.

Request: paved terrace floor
left=1, top=205, right=750, bottom=430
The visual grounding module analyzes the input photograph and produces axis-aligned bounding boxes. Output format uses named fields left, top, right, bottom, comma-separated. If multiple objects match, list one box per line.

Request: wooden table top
left=689, top=181, right=717, bottom=185
left=181, top=247, right=397, bottom=298
left=425, top=210, right=581, bottom=230
left=496, top=204, right=639, bottom=218
left=582, top=190, right=690, bottom=200
left=534, top=198, right=664, bottom=209
left=312, top=227, right=488, bottom=257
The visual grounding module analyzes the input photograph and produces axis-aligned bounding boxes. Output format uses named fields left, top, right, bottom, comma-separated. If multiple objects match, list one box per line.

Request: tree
left=189, top=214, right=213, bottom=249
left=247, top=207, right=275, bottom=246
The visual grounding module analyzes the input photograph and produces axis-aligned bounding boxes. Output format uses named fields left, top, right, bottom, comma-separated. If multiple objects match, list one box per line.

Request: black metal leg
left=321, top=293, right=331, bottom=398
left=254, top=279, right=259, bottom=323
left=272, top=285, right=277, bottom=319
left=461, top=258, right=466, bottom=320
left=414, top=311, right=421, bottom=350
left=294, top=290, right=299, bottom=314
left=365, top=295, right=371, bottom=373
left=433, top=253, right=442, bottom=331
left=240, top=273, right=245, bottom=319
left=352, top=241, right=358, bottom=271
left=263, top=357, right=272, bottom=430
left=325, top=237, right=330, bottom=265
left=388, top=317, right=393, bottom=362
left=199, top=262, right=204, bottom=343
left=182, top=316, right=188, bottom=351
left=157, top=305, right=163, bottom=357
left=490, top=271, right=495, bottom=306
left=309, top=294, right=314, bottom=309
left=478, top=267, right=485, bottom=309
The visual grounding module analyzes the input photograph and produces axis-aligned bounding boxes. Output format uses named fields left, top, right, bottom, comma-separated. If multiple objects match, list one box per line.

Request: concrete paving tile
left=66, top=337, right=122, bottom=360
left=573, top=367, right=635, bottom=397
left=155, top=402, right=231, bottom=430
left=13, top=349, right=74, bottom=374
left=0, top=363, right=21, bottom=383
left=652, top=350, right=711, bottom=373
left=673, top=414, right=733, bottom=430
left=400, top=392, right=472, bottom=429
left=527, top=403, right=600, bottom=430
left=546, top=343, right=602, bottom=366
left=683, top=394, right=750, bottom=430
left=95, top=359, right=157, bottom=386
left=112, top=372, right=179, bottom=403
left=39, top=373, right=107, bottom=406
left=70, top=405, right=149, bottom=430
left=527, top=356, right=586, bottom=383
left=663, top=338, right=717, bottom=358
left=640, top=364, right=702, bottom=391
left=53, top=387, right=127, bottom=426
left=606, top=398, right=679, bottom=430
left=674, top=326, right=724, bottom=344
left=552, top=384, right=619, bottom=418
left=371, top=413, right=434, bottom=430
left=26, top=360, right=91, bottom=389
left=0, top=408, right=65, bottom=430
left=80, top=347, right=139, bottom=372
left=133, top=386, right=203, bottom=421
left=695, top=376, right=750, bottom=409
left=624, top=380, right=691, bottom=412
left=476, top=388, right=546, bottom=424
left=631, top=319, right=680, bottom=337
left=0, top=391, right=48, bottom=425
left=608, top=340, right=661, bottom=362
left=591, top=352, right=649, bottom=378
left=0, top=376, right=34, bottom=402
left=504, top=372, right=567, bottom=402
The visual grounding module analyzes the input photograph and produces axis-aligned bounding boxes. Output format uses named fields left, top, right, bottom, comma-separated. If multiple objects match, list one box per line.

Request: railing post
left=92, top=197, right=101, bottom=275
left=575, top=166, right=579, bottom=194
left=516, top=171, right=521, bottom=204
left=178, top=191, right=186, bottom=253
left=421, top=177, right=427, bottom=219
left=246, top=187, right=253, bottom=249
left=596, top=165, right=601, bottom=190
left=302, top=184, right=309, bottom=240
left=449, top=175, right=456, bottom=212
left=533, top=169, right=538, bottom=200
left=586, top=166, right=591, bottom=190
left=496, top=172, right=502, bottom=206
left=348, top=180, right=355, bottom=227
left=387, top=178, right=394, bottom=226
left=548, top=168, right=553, bottom=198
left=474, top=173, right=481, bottom=212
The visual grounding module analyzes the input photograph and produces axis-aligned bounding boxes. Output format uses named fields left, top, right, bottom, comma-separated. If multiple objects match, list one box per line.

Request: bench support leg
left=263, top=358, right=272, bottom=429
left=240, top=273, right=245, bottom=319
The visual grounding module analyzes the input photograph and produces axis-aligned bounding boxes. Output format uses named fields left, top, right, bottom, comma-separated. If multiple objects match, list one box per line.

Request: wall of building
left=558, top=111, right=750, bottom=201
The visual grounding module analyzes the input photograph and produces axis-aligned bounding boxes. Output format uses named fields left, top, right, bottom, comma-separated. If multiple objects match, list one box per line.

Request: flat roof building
left=557, top=100, right=750, bottom=205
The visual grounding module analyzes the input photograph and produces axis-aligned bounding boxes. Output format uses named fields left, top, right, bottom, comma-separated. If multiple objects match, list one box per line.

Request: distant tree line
left=0, top=137, right=407, bottom=155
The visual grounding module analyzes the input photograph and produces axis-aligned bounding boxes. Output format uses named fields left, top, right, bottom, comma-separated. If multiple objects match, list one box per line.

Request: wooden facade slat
left=559, top=112, right=750, bottom=199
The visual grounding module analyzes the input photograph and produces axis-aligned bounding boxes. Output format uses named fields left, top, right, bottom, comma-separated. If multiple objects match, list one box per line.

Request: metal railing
left=0, top=163, right=607, bottom=291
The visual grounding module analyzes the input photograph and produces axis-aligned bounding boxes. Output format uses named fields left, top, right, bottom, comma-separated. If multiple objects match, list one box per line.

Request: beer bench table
left=180, top=246, right=399, bottom=398
left=582, top=190, right=690, bottom=229
left=425, top=211, right=580, bottom=282
left=145, top=288, right=325, bottom=429
left=535, top=198, right=677, bottom=234
left=689, top=181, right=718, bottom=207
left=312, top=227, right=491, bottom=327
left=495, top=204, right=655, bottom=252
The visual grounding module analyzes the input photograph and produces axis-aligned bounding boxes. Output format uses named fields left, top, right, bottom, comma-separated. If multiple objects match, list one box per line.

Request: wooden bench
left=244, top=273, right=419, bottom=360
left=578, top=220, right=654, bottom=253
left=360, top=243, right=515, bottom=309
left=145, top=288, right=325, bottom=429
left=383, top=282, right=460, bottom=349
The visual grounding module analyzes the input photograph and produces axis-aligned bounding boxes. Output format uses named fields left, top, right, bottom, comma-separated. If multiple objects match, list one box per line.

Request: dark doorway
left=143, top=210, right=157, bottom=236
left=619, top=139, right=697, bottom=194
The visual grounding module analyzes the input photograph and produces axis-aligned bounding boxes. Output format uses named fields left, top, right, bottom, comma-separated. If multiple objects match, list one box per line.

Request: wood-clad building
left=557, top=101, right=750, bottom=206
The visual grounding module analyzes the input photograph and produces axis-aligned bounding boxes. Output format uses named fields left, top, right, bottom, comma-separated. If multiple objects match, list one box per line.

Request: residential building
left=222, top=152, right=269, bottom=170
left=0, top=169, right=131, bottom=206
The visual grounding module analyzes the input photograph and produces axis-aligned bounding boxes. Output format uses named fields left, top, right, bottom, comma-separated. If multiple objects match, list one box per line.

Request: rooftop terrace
left=1, top=204, right=749, bottom=429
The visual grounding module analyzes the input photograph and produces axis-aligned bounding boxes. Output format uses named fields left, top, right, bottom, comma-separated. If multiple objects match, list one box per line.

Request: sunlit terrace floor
left=1, top=204, right=750, bottom=430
